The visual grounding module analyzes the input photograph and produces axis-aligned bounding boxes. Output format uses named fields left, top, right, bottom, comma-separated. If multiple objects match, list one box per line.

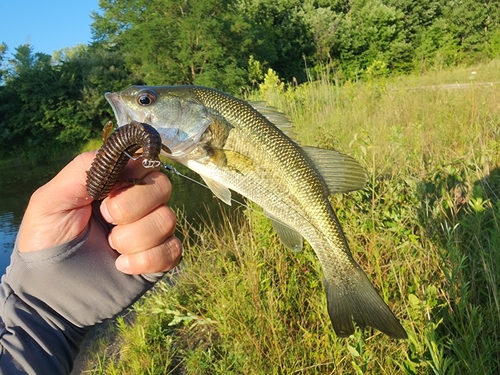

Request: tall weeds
left=88, top=61, right=500, bottom=374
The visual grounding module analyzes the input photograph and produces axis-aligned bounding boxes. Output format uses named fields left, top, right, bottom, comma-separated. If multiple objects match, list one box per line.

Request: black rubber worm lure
left=86, top=121, right=166, bottom=200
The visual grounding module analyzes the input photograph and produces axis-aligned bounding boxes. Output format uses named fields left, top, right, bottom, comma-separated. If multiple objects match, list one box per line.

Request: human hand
left=17, top=151, right=182, bottom=274
left=0, top=151, right=183, bottom=373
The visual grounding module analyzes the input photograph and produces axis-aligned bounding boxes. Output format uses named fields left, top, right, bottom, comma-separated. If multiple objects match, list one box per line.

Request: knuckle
left=165, top=236, right=183, bottom=261
left=152, top=172, right=172, bottom=202
left=154, top=206, right=177, bottom=234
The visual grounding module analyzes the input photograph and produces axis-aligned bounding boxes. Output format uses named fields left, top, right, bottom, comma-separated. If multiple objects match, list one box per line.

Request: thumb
left=39, top=152, right=96, bottom=211
left=17, top=152, right=97, bottom=252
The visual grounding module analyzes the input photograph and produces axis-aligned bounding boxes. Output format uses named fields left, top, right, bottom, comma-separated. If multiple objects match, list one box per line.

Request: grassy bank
left=86, top=60, right=500, bottom=374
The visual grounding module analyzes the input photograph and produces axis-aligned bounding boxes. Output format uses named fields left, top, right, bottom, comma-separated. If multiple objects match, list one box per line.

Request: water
left=0, top=159, right=71, bottom=274
left=0, top=212, right=19, bottom=273
left=0, top=159, right=237, bottom=276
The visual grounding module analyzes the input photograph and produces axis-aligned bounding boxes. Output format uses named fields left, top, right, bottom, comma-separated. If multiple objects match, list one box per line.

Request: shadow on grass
left=416, top=164, right=500, bottom=374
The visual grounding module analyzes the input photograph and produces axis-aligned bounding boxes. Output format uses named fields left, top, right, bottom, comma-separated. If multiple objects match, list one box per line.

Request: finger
left=115, top=236, right=183, bottom=274
left=109, top=205, right=177, bottom=254
left=101, top=171, right=172, bottom=225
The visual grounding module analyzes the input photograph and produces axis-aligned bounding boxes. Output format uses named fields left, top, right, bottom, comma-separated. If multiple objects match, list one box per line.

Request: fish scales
left=105, top=85, right=407, bottom=339
left=194, top=88, right=356, bottom=282
left=193, top=88, right=327, bottom=218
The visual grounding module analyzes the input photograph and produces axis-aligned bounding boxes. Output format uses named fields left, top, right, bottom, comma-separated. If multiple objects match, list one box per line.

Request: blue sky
left=0, top=0, right=100, bottom=57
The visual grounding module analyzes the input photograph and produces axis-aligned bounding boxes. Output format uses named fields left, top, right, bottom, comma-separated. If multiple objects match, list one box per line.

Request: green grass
left=86, top=60, right=500, bottom=374
left=80, top=138, right=106, bottom=153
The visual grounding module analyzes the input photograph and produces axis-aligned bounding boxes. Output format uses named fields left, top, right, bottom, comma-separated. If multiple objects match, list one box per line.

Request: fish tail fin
left=324, top=265, right=407, bottom=339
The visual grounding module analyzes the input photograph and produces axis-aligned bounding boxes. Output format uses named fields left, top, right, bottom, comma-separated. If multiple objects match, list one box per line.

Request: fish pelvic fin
left=201, top=176, right=232, bottom=205
left=324, top=266, right=407, bottom=339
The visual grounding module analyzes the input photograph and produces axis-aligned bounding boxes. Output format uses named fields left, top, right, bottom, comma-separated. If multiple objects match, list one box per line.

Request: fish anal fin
left=265, top=211, right=303, bottom=252
left=324, top=265, right=407, bottom=339
left=201, top=176, right=232, bottom=206
left=303, top=146, right=367, bottom=194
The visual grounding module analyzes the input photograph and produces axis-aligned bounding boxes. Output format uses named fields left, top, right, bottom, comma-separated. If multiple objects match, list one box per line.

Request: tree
left=0, top=43, right=7, bottom=84
left=443, top=0, right=500, bottom=59
left=92, top=0, right=260, bottom=92
left=91, top=0, right=318, bottom=91
left=0, top=44, right=59, bottom=154
left=412, top=17, right=459, bottom=70
left=0, top=43, right=133, bottom=158
left=240, top=0, right=314, bottom=83
left=386, top=0, right=443, bottom=38
left=296, top=2, right=343, bottom=69
left=332, top=0, right=411, bottom=78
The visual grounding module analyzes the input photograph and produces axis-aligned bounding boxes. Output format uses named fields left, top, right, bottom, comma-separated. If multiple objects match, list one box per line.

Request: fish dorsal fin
left=201, top=176, right=232, bottom=206
left=265, top=210, right=303, bottom=253
left=303, top=146, right=367, bottom=194
left=249, top=101, right=299, bottom=142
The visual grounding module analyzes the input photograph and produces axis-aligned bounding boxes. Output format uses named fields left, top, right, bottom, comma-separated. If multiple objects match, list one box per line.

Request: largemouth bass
left=105, top=85, right=407, bottom=339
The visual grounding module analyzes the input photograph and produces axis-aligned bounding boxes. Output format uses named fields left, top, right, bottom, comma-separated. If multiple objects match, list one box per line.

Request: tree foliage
left=0, top=45, right=131, bottom=158
left=92, top=0, right=247, bottom=88
left=91, top=0, right=314, bottom=90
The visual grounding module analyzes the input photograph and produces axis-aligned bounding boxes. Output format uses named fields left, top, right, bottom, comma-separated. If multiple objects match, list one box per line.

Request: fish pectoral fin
left=265, top=211, right=304, bottom=252
left=209, top=149, right=255, bottom=174
left=324, top=264, right=407, bottom=339
left=201, top=176, right=232, bottom=206
left=302, top=146, right=367, bottom=194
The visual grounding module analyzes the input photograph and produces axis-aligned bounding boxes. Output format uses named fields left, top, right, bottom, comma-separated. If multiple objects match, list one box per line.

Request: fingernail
left=116, top=255, right=131, bottom=273
left=100, top=201, right=115, bottom=224
left=108, top=235, right=115, bottom=250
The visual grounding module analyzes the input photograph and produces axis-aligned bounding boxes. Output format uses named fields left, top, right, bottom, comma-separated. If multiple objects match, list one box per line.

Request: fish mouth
left=105, top=92, right=131, bottom=126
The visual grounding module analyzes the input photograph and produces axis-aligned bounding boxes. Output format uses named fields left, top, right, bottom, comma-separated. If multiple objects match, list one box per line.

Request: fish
left=105, top=85, right=407, bottom=339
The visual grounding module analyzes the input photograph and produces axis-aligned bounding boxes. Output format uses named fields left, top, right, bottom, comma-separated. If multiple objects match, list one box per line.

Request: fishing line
left=125, top=151, right=312, bottom=253
left=161, top=162, right=252, bottom=210
left=124, top=152, right=303, bottom=228
left=162, top=164, right=206, bottom=189
left=160, top=161, right=308, bottom=237
left=124, top=151, right=252, bottom=209
left=160, top=159, right=322, bottom=242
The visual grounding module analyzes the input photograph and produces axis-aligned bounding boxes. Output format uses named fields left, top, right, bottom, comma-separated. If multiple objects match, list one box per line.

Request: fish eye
left=136, top=90, right=156, bottom=106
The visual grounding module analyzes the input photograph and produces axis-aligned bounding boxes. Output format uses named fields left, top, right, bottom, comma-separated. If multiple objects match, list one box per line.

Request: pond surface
left=0, top=158, right=237, bottom=276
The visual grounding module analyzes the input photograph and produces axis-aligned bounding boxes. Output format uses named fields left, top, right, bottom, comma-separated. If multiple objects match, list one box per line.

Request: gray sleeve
left=0, top=208, right=165, bottom=374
